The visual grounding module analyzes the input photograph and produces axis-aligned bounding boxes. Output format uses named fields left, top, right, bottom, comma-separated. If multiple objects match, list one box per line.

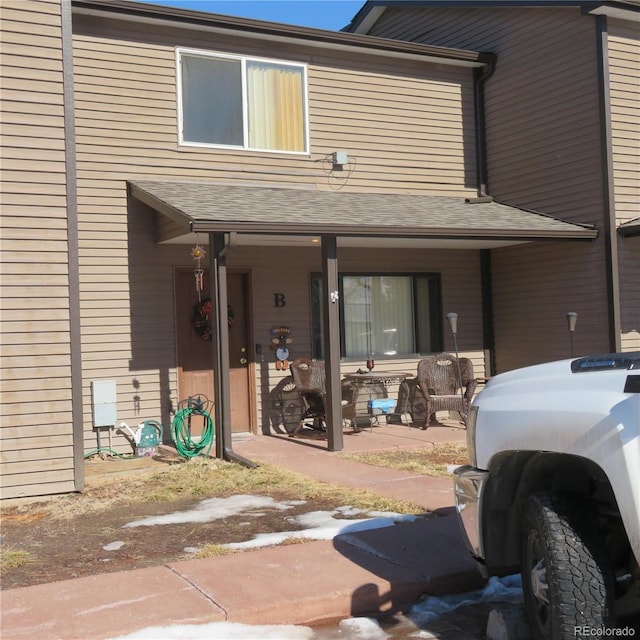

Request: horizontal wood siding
left=78, top=198, right=180, bottom=454
left=607, top=19, right=640, bottom=228
left=0, top=0, right=76, bottom=498
left=370, top=6, right=605, bottom=218
left=618, top=237, right=640, bottom=352
left=66, top=14, right=483, bottom=448
left=370, top=6, right=612, bottom=370
left=491, top=241, right=610, bottom=371
left=608, top=20, right=640, bottom=353
left=72, top=14, right=477, bottom=197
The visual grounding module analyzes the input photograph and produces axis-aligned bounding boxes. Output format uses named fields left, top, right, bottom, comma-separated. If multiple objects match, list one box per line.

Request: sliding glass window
left=178, top=49, right=308, bottom=153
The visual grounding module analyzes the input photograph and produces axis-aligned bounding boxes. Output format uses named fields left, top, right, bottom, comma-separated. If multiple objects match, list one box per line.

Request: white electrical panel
left=91, top=380, right=117, bottom=428
left=332, top=150, right=348, bottom=166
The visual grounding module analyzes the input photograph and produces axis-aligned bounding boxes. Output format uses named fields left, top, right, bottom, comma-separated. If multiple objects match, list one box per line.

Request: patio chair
left=289, top=358, right=357, bottom=437
left=416, top=352, right=477, bottom=428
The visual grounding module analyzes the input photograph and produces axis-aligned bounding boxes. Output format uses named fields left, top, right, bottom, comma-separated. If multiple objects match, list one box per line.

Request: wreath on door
left=192, top=299, right=234, bottom=341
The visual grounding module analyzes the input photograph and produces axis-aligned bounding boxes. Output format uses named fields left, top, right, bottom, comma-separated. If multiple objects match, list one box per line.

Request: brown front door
left=175, top=268, right=252, bottom=433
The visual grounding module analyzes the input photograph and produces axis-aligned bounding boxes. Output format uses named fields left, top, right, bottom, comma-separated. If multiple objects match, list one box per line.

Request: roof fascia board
left=189, top=220, right=598, bottom=240
left=72, top=0, right=492, bottom=67
left=350, top=5, right=387, bottom=33
left=588, top=4, right=640, bottom=21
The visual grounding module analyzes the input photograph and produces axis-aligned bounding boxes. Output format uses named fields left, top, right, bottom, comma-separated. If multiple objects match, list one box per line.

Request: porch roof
left=128, top=180, right=598, bottom=242
left=619, top=217, right=640, bottom=237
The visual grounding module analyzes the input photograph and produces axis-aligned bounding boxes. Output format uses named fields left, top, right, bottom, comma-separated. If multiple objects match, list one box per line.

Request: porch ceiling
left=128, top=180, right=598, bottom=246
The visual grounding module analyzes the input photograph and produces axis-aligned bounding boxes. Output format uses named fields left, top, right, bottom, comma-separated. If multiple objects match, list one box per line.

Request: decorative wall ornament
left=191, top=244, right=206, bottom=301
left=270, top=326, right=293, bottom=370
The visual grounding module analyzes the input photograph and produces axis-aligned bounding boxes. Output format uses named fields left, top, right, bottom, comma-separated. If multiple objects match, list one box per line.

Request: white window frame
left=176, top=48, right=310, bottom=155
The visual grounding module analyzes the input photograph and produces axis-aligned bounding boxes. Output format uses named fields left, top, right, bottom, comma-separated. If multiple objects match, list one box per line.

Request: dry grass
left=0, top=549, right=34, bottom=570
left=2, top=458, right=418, bottom=521
left=341, top=443, right=468, bottom=478
left=188, top=543, right=238, bottom=559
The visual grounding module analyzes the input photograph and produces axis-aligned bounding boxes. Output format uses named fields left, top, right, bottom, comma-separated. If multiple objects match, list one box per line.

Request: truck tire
left=521, top=492, right=614, bottom=640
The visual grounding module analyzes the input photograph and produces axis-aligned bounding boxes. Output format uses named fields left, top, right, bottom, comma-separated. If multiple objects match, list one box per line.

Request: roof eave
left=618, top=220, right=640, bottom=237
left=189, top=219, right=599, bottom=240
left=348, top=1, right=640, bottom=34
left=72, top=0, right=494, bottom=67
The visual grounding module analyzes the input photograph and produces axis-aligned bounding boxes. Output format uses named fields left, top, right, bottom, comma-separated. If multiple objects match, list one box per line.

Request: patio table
left=342, top=371, right=415, bottom=427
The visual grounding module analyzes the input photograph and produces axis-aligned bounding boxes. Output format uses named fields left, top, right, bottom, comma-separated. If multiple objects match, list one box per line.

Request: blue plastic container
left=369, top=398, right=396, bottom=414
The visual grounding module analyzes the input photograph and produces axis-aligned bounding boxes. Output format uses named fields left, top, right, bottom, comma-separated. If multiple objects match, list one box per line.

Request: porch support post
left=321, top=235, right=343, bottom=452
left=209, top=232, right=232, bottom=460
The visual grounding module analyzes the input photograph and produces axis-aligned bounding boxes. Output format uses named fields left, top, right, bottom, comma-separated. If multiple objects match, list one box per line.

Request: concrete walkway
left=1, top=423, right=484, bottom=640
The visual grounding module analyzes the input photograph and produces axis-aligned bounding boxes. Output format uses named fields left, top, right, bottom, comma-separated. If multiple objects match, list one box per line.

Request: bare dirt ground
left=1, top=490, right=343, bottom=590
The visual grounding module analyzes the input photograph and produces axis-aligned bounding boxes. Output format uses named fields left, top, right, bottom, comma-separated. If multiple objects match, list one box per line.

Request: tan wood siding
left=370, top=6, right=613, bottom=370
left=65, top=15, right=483, bottom=449
left=0, top=0, right=76, bottom=499
left=71, top=16, right=477, bottom=197
left=491, top=242, right=611, bottom=371
left=370, top=6, right=605, bottom=219
left=618, top=237, right=640, bottom=352
left=608, top=20, right=640, bottom=354
left=608, top=19, right=640, bottom=228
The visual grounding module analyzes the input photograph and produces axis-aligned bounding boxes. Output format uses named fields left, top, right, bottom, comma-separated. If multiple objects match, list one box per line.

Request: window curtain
left=247, top=61, right=305, bottom=152
left=343, top=276, right=414, bottom=358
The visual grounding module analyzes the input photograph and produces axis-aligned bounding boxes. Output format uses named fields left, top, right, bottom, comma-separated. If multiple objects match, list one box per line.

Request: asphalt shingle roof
left=129, top=180, right=598, bottom=240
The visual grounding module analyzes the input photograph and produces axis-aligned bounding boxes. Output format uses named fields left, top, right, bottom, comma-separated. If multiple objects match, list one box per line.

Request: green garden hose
left=170, top=405, right=215, bottom=458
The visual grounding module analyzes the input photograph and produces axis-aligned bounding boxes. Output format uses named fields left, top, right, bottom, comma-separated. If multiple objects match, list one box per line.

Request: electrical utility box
left=91, top=380, right=117, bottom=428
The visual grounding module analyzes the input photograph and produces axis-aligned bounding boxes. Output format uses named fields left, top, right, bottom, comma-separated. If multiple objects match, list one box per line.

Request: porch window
left=311, top=273, right=442, bottom=359
left=178, top=49, right=308, bottom=153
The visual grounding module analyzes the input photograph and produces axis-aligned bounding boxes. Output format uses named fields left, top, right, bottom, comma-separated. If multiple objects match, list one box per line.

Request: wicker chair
left=289, top=358, right=357, bottom=437
left=416, top=353, right=477, bottom=428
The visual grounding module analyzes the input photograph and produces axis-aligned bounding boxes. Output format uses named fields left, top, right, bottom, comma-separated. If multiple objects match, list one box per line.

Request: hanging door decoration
left=190, top=245, right=234, bottom=341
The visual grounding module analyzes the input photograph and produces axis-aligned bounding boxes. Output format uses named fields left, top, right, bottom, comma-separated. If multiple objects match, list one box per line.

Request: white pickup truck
left=453, top=352, right=640, bottom=639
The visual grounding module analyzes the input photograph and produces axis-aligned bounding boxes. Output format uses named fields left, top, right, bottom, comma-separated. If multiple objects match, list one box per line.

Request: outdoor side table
left=342, top=371, right=414, bottom=427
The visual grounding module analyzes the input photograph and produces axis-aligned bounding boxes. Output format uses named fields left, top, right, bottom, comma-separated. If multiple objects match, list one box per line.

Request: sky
left=102, top=492, right=524, bottom=640
left=139, top=0, right=367, bottom=31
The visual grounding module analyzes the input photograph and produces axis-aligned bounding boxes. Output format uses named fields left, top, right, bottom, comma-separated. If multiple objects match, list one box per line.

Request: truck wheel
left=521, top=492, right=614, bottom=640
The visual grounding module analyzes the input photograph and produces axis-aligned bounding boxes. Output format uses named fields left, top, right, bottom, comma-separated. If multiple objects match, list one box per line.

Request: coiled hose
left=170, top=405, right=215, bottom=458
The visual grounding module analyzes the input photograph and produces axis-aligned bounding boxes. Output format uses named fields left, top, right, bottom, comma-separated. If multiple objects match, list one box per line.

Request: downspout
left=594, top=15, right=622, bottom=352
left=471, top=59, right=497, bottom=376
left=467, top=59, right=497, bottom=203
left=209, top=232, right=257, bottom=468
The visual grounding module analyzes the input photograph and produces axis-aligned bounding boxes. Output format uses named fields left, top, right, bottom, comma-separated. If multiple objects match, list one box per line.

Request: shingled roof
left=129, top=180, right=597, bottom=241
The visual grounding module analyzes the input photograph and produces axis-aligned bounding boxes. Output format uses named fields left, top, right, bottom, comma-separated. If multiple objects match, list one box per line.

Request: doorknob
left=240, top=357, right=248, bottom=365
left=240, top=346, right=247, bottom=365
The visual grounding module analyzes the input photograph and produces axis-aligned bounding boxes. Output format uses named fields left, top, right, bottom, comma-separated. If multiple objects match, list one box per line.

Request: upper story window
left=177, top=49, right=308, bottom=153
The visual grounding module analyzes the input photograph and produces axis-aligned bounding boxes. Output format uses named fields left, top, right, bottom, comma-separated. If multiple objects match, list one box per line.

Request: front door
left=175, top=268, right=252, bottom=433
